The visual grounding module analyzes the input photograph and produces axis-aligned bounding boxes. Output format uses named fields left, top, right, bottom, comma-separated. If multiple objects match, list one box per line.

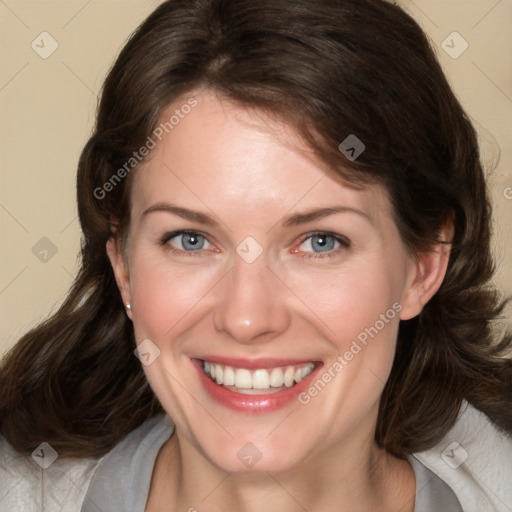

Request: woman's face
left=108, top=89, right=430, bottom=473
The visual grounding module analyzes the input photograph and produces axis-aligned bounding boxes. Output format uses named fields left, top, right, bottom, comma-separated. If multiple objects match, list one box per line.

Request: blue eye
left=297, top=232, right=350, bottom=259
left=302, top=234, right=336, bottom=252
left=162, top=231, right=211, bottom=253
left=160, top=230, right=349, bottom=260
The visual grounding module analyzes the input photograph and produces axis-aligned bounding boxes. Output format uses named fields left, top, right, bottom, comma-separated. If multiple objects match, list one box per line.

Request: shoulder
left=0, top=434, right=102, bottom=512
left=412, top=400, right=512, bottom=512
left=81, top=413, right=174, bottom=512
left=0, top=413, right=174, bottom=512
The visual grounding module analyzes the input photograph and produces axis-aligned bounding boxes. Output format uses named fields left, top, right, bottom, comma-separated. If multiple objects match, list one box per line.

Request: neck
left=148, top=427, right=415, bottom=512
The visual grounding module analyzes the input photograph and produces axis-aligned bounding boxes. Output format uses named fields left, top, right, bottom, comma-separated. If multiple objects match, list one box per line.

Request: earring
left=126, top=304, right=131, bottom=310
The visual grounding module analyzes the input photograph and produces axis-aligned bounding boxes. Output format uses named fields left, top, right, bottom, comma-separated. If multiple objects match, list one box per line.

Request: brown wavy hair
left=1, top=0, right=511, bottom=459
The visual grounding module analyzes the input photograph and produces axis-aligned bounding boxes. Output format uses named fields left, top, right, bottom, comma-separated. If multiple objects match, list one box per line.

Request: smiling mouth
left=200, top=359, right=316, bottom=395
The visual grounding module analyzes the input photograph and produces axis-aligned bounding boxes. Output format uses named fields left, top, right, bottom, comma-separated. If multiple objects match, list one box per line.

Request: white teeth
left=252, top=369, right=270, bottom=389
left=223, top=366, right=235, bottom=386
left=269, top=367, right=284, bottom=387
left=234, top=369, right=252, bottom=389
left=202, top=361, right=314, bottom=391
left=284, top=366, right=295, bottom=387
left=215, top=365, right=223, bottom=385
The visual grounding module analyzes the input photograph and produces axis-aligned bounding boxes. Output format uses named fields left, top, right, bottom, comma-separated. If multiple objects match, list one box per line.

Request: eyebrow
left=282, top=206, right=370, bottom=226
left=143, top=203, right=217, bottom=225
left=142, top=202, right=371, bottom=226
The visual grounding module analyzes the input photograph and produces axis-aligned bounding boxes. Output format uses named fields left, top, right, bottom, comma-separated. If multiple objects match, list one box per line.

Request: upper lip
left=194, top=356, right=321, bottom=369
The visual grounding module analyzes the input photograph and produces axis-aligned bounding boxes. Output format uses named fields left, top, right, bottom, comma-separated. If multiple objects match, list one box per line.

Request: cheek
left=282, top=257, right=406, bottom=412
left=287, top=263, right=403, bottom=440
left=128, top=253, right=220, bottom=341
left=282, top=258, right=405, bottom=347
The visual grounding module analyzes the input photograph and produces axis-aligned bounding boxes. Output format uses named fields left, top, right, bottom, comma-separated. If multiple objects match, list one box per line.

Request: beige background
left=1, top=0, right=511, bottom=357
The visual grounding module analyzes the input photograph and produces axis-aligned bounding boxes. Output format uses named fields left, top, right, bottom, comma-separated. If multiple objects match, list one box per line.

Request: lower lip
left=192, top=359, right=322, bottom=414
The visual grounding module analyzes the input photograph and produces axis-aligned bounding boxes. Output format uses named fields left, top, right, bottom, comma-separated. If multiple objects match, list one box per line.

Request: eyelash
left=294, top=231, right=350, bottom=260
left=159, top=230, right=350, bottom=260
left=160, top=230, right=212, bottom=259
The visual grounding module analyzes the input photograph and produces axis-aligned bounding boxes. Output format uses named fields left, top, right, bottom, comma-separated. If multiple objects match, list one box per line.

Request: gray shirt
left=80, top=414, right=463, bottom=512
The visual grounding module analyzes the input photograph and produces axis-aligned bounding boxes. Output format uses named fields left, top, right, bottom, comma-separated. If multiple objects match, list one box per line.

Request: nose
left=213, top=253, right=291, bottom=345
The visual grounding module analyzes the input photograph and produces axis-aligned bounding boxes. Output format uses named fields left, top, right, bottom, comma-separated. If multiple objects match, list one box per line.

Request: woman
left=1, top=0, right=511, bottom=511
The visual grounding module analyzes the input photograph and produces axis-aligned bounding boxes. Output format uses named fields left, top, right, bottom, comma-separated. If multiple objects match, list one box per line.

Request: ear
left=106, top=237, right=133, bottom=320
left=399, top=221, right=453, bottom=321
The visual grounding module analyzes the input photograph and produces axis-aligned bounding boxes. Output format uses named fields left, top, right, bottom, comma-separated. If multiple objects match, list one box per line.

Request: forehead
left=131, top=90, right=393, bottom=227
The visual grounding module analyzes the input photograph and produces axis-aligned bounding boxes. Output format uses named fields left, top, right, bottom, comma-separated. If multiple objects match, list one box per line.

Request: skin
left=107, top=89, right=452, bottom=512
